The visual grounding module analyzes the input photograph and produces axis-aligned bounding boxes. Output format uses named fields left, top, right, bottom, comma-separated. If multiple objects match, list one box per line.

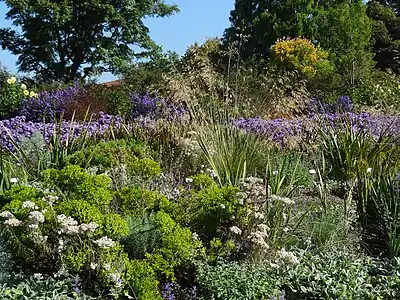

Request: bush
left=180, top=185, right=246, bottom=244
left=196, top=261, right=281, bottom=300
left=123, top=259, right=162, bottom=300
left=0, top=186, right=130, bottom=293
left=117, top=187, right=168, bottom=217
left=147, top=211, right=202, bottom=279
left=66, top=139, right=151, bottom=173
left=44, top=165, right=113, bottom=212
left=0, top=75, right=38, bottom=120
left=272, top=38, right=333, bottom=77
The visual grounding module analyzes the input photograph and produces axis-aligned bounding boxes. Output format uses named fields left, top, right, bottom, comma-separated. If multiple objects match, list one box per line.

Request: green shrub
left=66, top=139, right=150, bottom=172
left=196, top=261, right=281, bottom=300
left=189, top=174, right=217, bottom=191
left=128, top=158, right=161, bottom=180
left=103, top=213, right=129, bottom=240
left=122, top=214, right=162, bottom=259
left=56, top=199, right=104, bottom=225
left=44, top=165, right=112, bottom=212
left=179, top=185, right=246, bottom=243
left=147, top=211, right=202, bottom=279
left=117, top=187, right=168, bottom=217
left=123, top=259, right=162, bottom=300
left=0, top=186, right=42, bottom=209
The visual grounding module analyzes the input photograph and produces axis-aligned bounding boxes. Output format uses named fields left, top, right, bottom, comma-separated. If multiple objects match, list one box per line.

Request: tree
left=0, top=0, right=179, bottom=83
left=223, top=0, right=318, bottom=61
left=315, top=1, right=373, bottom=84
left=367, top=0, right=400, bottom=73
left=223, top=1, right=371, bottom=68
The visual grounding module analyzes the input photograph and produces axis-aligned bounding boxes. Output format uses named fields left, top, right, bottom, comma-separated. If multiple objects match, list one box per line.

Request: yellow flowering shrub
left=271, top=38, right=332, bottom=76
left=0, top=76, right=38, bottom=119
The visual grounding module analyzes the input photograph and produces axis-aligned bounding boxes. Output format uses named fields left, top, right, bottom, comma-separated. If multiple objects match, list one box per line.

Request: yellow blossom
left=29, top=91, right=37, bottom=97
left=23, top=90, right=29, bottom=96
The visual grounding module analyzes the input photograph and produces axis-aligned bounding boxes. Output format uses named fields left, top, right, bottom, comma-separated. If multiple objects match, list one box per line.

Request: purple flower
left=20, top=82, right=82, bottom=122
left=161, top=283, right=176, bottom=300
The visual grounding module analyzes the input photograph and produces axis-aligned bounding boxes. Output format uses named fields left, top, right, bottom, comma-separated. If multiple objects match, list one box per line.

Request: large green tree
left=223, top=0, right=318, bottom=61
left=367, top=0, right=400, bottom=73
left=223, top=0, right=372, bottom=77
left=0, top=0, right=178, bottom=83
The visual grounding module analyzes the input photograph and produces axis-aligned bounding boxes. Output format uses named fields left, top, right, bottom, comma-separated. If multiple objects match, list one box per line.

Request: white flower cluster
left=0, top=211, right=22, bottom=227
left=230, top=226, right=242, bottom=235
left=28, top=211, right=45, bottom=229
left=93, top=236, right=116, bottom=249
left=0, top=211, right=14, bottom=220
left=248, top=223, right=270, bottom=251
left=57, top=214, right=79, bottom=234
left=22, top=200, right=39, bottom=210
left=241, top=177, right=269, bottom=204
left=270, top=195, right=295, bottom=206
left=57, top=214, right=98, bottom=235
left=179, top=138, right=201, bottom=155
left=42, top=195, right=59, bottom=204
left=277, top=248, right=299, bottom=265
left=79, top=222, right=99, bottom=234
left=4, top=218, right=22, bottom=227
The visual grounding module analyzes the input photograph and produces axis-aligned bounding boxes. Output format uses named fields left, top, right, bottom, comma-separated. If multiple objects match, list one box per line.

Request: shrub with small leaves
left=117, top=187, right=169, bottom=217
left=196, top=260, right=281, bottom=300
left=146, top=211, right=202, bottom=279
left=66, top=139, right=150, bottom=173
left=123, top=259, right=162, bottom=300
left=44, top=165, right=112, bottom=212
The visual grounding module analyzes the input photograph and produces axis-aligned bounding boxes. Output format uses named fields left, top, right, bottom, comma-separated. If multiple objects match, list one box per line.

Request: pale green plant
left=191, top=104, right=262, bottom=187
left=318, top=114, right=397, bottom=217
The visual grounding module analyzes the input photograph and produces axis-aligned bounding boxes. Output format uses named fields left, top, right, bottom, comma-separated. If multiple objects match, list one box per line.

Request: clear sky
left=0, top=0, right=234, bottom=82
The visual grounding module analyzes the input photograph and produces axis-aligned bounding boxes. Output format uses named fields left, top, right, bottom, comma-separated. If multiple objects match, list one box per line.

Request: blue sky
left=0, top=0, right=234, bottom=82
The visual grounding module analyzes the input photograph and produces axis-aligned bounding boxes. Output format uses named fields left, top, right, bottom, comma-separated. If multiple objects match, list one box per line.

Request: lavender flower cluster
left=235, top=112, right=400, bottom=148
left=309, top=96, right=353, bottom=115
left=20, top=83, right=82, bottom=122
left=130, top=92, right=187, bottom=121
left=0, top=112, right=123, bottom=152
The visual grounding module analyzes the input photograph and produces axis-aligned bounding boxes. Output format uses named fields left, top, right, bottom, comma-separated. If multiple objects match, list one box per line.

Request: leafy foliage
left=0, top=0, right=179, bottom=82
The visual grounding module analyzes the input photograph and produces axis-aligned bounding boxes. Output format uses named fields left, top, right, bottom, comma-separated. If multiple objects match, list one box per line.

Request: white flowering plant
left=0, top=186, right=131, bottom=294
left=0, top=76, right=38, bottom=119
left=225, top=176, right=301, bottom=261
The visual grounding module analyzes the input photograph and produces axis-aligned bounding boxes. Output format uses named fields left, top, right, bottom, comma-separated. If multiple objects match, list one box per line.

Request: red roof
left=101, top=79, right=124, bottom=87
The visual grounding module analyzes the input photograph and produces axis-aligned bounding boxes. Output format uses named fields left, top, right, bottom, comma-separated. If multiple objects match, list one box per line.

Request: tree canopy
left=223, top=0, right=372, bottom=75
left=367, top=0, right=400, bottom=73
left=0, top=0, right=179, bottom=83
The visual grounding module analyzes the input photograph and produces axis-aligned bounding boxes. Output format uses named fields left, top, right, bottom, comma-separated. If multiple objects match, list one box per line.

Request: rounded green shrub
left=128, top=158, right=161, bottom=180
left=117, top=187, right=168, bottom=216
left=146, top=211, right=202, bottom=279
left=103, top=213, right=129, bottom=240
left=66, top=139, right=150, bottom=172
left=56, top=199, right=104, bottom=225
left=123, top=259, right=162, bottom=300
left=44, top=165, right=112, bottom=212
